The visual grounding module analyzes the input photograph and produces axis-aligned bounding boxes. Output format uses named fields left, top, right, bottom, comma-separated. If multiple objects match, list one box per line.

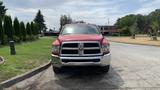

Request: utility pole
left=108, top=18, right=110, bottom=25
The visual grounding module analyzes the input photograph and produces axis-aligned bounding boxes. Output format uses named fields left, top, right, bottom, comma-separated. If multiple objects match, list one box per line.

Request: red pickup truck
left=51, top=24, right=111, bottom=73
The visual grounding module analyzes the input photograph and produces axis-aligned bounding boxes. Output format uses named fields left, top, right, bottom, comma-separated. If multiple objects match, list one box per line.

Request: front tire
left=100, top=65, right=110, bottom=73
left=52, top=66, right=62, bottom=74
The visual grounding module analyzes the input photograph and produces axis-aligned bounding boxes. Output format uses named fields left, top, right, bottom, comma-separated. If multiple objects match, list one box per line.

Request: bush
left=0, top=15, right=42, bottom=46
left=26, top=35, right=30, bottom=41
left=4, top=16, right=14, bottom=40
left=0, top=17, right=3, bottom=45
left=3, top=35, right=8, bottom=44
left=14, top=17, right=21, bottom=42
left=20, top=22, right=26, bottom=41
left=32, top=35, right=39, bottom=40
left=26, top=22, right=32, bottom=40
left=112, top=33, right=120, bottom=36
left=13, top=36, right=20, bottom=42
left=30, top=35, right=35, bottom=40
left=34, top=35, right=39, bottom=39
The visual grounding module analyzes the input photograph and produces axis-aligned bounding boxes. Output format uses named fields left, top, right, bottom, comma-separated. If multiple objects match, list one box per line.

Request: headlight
left=102, top=43, right=110, bottom=54
left=52, top=45, right=60, bottom=55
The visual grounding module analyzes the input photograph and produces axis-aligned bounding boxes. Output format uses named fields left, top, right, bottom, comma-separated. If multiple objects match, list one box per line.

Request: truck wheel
left=100, top=65, right=110, bottom=73
left=52, top=66, right=62, bottom=74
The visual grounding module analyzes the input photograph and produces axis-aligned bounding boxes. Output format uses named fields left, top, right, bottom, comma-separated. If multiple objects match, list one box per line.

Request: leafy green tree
left=148, top=9, right=160, bottom=36
left=143, top=15, right=150, bottom=34
left=31, top=22, right=35, bottom=39
left=0, top=16, right=4, bottom=44
left=115, top=14, right=136, bottom=28
left=26, top=22, right=32, bottom=35
left=119, top=26, right=131, bottom=36
left=149, top=9, right=160, bottom=25
left=130, top=21, right=138, bottom=39
left=0, top=1, right=7, bottom=17
left=34, top=10, right=46, bottom=33
left=30, top=22, right=39, bottom=40
left=150, top=21, right=159, bottom=40
left=26, top=22, right=32, bottom=40
left=60, top=15, right=72, bottom=30
left=4, top=16, right=14, bottom=40
left=20, top=22, right=26, bottom=41
left=136, top=14, right=146, bottom=33
left=115, top=14, right=136, bottom=35
left=34, top=23, right=39, bottom=35
left=31, top=22, right=35, bottom=35
left=115, top=9, right=160, bottom=36
left=13, top=17, right=22, bottom=42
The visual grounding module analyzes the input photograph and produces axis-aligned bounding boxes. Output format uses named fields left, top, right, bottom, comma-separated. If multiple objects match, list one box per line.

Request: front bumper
left=51, top=53, right=111, bottom=68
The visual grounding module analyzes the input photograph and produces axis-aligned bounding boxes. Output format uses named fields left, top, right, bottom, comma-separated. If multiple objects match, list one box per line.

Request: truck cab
left=51, top=24, right=111, bottom=73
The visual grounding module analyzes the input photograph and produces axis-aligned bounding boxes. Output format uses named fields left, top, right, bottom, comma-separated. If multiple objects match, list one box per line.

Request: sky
left=2, top=0, right=160, bottom=30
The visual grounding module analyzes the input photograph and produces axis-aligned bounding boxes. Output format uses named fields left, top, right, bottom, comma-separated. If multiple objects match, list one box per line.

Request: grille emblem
left=79, top=43, right=83, bottom=51
left=79, top=43, right=83, bottom=56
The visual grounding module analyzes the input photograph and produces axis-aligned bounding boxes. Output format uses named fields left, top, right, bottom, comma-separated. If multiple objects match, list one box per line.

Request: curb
left=109, top=40, right=160, bottom=47
left=0, top=61, right=51, bottom=89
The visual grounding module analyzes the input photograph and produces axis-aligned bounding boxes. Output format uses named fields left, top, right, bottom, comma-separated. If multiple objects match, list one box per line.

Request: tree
left=115, top=9, right=160, bottom=37
left=4, top=16, right=14, bottom=41
left=115, top=14, right=136, bottom=29
left=130, top=21, right=138, bottom=39
left=34, top=23, right=39, bottom=35
left=150, top=21, right=159, bottom=40
left=0, top=16, right=4, bottom=44
left=26, top=22, right=32, bottom=40
left=149, top=9, right=160, bottom=25
left=119, top=26, right=131, bottom=36
left=20, top=22, right=26, bottom=41
left=0, top=1, right=7, bottom=17
left=136, top=14, right=146, bottom=33
left=31, top=22, right=35, bottom=35
left=26, top=22, right=31, bottom=35
left=143, top=15, right=150, bottom=34
left=115, top=14, right=136, bottom=35
left=30, top=22, right=39, bottom=40
left=13, top=17, right=21, bottom=42
left=34, top=10, right=46, bottom=33
left=60, top=15, right=72, bottom=30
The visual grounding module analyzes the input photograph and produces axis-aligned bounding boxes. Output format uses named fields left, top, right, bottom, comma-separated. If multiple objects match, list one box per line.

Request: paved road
left=6, top=42, right=160, bottom=90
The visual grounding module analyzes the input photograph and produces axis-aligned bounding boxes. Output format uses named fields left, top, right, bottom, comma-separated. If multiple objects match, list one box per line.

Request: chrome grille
left=61, top=41, right=102, bottom=56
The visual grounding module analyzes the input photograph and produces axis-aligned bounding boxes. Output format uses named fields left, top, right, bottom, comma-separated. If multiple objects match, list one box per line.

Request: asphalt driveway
left=5, top=42, right=160, bottom=90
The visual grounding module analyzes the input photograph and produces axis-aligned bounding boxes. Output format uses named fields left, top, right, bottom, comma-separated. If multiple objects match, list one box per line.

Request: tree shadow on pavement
left=40, top=66, right=124, bottom=90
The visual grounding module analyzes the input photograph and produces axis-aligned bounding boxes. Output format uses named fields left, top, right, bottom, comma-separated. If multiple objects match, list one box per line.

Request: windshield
left=61, top=24, right=100, bottom=35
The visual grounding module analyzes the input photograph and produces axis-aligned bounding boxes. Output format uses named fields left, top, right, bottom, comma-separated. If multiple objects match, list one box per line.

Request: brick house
left=99, top=25, right=119, bottom=35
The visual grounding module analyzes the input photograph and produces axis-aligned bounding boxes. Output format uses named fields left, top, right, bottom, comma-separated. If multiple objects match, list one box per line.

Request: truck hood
left=58, top=34, right=103, bottom=42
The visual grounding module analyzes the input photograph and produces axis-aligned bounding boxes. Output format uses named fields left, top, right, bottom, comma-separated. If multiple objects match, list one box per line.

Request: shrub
left=13, top=35, right=20, bottom=42
left=13, top=17, right=21, bottom=42
left=26, top=35, right=30, bottom=41
left=4, top=16, right=14, bottom=41
left=26, top=22, right=32, bottom=40
left=20, top=22, right=26, bottom=41
left=3, top=35, right=8, bottom=44
left=112, top=33, right=120, bottom=36
left=30, top=35, right=34, bottom=40
left=0, top=17, right=4, bottom=45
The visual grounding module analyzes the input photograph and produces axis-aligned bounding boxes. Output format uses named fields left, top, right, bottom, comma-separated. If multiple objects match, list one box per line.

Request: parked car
left=51, top=24, right=111, bottom=73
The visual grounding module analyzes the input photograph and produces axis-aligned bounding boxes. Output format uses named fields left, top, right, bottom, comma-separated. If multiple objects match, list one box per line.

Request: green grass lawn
left=0, top=37, right=55, bottom=82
